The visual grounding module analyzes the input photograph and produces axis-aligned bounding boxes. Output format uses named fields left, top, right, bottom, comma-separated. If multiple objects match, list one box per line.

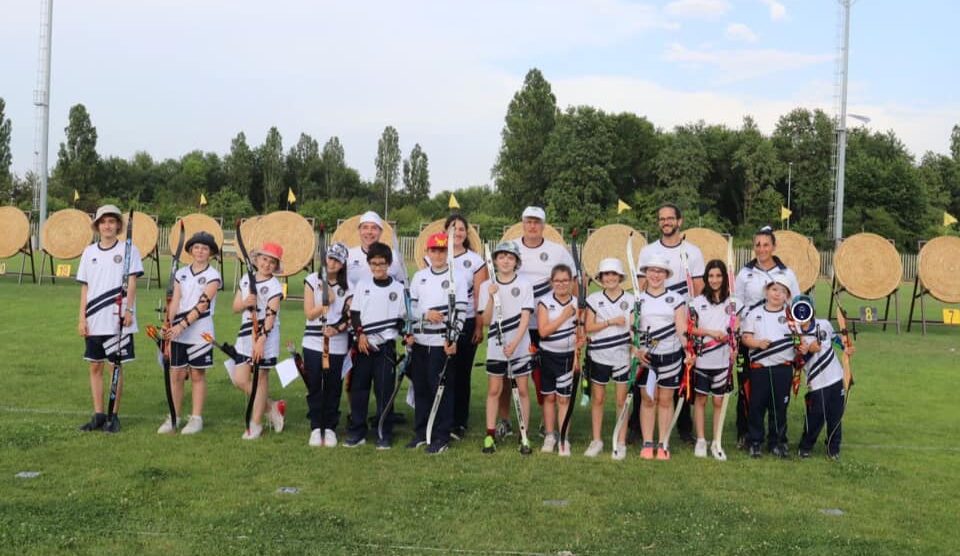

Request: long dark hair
left=444, top=213, right=472, bottom=251
left=701, top=259, right=730, bottom=304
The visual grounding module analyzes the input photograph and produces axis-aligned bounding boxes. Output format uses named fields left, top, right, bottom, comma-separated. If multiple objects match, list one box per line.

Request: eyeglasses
left=369, top=262, right=389, bottom=268
left=658, top=217, right=678, bottom=222
left=552, top=279, right=571, bottom=284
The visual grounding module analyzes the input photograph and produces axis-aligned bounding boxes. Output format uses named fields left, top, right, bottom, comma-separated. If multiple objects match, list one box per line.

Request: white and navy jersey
left=742, top=304, right=795, bottom=367
left=515, top=238, right=577, bottom=330
left=346, top=245, right=406, bottom=291
left=454, top=249, right=484, bottom=319
left=800, top=319, right=844, bottom=391
left=537, top=293, right=578, bottom=354
left=235, top=275, right=282, bottom=360
left=638, top=239, right=704, bottom=299
left=352, top=277, right=406, bottom=347
left=586, top=290, right=634, bottom=369
left=410, top=266, right=469, bottom=347
left=638, top=290, right=685, bottom=356
left=735, top=257, right=802, bottom=310
left=691, top=294, right=743, bottom=370
left=171, top=264, right=221, bottom=345
left=478, top=274, right=534, bottom=364
left=76, top=241, right=145, bottom=336
left=303, top=273, right=352, bottom=355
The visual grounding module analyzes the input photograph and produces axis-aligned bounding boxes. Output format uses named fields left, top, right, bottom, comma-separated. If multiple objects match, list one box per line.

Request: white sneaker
left=157, top=417, right=177, bottom=434
left=242, top=423, right=263, bottom=440
left=612, top=444, right=627, bottom=461
left=309, top=428, right=323, bottom=447
left=323, top=429, right=338, bottom=448
left=711, top=440, right=727, bottom=461
left=269, top=400, right=286, bottom=433
left=558, top=440, right=571, bottom=457
left=584, top=439, right=604, bottom=457
left=541, top=433, right=557, bottom=453
left=181, top=416, right=203, bottom=435
left=694, top=438, right=707, bottom=458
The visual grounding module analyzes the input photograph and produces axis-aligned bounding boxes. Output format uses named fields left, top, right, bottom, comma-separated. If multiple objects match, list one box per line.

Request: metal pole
left=33, top=0, right=54, bottom=250
left=833, top=0, right=851, bottom=248
left=787, top=162, right=793, bottom=230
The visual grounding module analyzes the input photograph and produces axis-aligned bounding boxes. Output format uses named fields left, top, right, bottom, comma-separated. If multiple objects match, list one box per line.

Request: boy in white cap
left=77, top=204, right=144, bottom=433
left=346, top=211, right=406, bottom=290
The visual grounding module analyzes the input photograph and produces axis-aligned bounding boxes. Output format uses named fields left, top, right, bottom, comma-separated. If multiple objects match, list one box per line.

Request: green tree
left=653, top=126, right=710, bottom=207
left=0, top=97, right=11, bottom=198
left=257, top=127, right=284, bottom=211
left=402, top=143, right=430, bottom=203
left=492, top=68, right=558, bottom=208
left=286, top=132, right=320, bottom=203
left=207, top=189, right=255, bottom=224
left=606, top=112, right=659, bottom=202
left=52, top=104, right=99, bottom=209
left=224, top=132, right=255, bottom=198
left=733, top=117, right=783, bottom=230
left=771, top=108, right=834, bottom=241
left=375, top=125, right=401, bottom=215
left=320, top=136, right=346, bottom=197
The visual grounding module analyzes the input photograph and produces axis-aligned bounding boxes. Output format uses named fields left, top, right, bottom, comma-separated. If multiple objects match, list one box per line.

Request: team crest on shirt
left=198, top=277, right=207, bottom=285
left=666, top=296, right=675, bottom=304
left=511, top=287, right=520, bottom=297
left=464, top=260, right=472, bottom=268
left=92, top=258, right=98, bottom=264
left=725, top=304, right=735, bottom=315
left=113, top=254, right=122, bottom=263
left=420, top=278, right=427, bottom=284
left=778, top=316, right=787, bottom=324
left=819, top=330, right=828, bottom=341
left=260, top=286, right=268, bottom=295
left=442, top=280, right=450, bottom=289
left=620, top=301, right=629, bottom=310
left=336, top=287, right=345, bottom=297
left=539, top=252, right=549, bottom=261
left=389, top=292, right=398, bottom=301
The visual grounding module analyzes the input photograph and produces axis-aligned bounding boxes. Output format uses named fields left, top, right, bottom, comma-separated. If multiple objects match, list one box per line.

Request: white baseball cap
left=358, top=211, right=384, bottom=229
left=764, top=277, right=792, bottom=296
left=595, top=258, right=625, bottom=280
left=639, top=256, right=673, bottom=279
left=521, top=206, right=546, bottom=222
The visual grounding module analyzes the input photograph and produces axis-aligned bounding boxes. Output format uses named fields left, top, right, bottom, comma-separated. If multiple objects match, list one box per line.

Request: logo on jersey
left=260, top=286, right=268, bottom=295
left=420, top=278, right=427, bottom=284
left=198, top=277, right=207, bottom=285
left=778, top=316, right=786, bottom=324
left=511, top=287, right=520, bottom=297
left=666, top=296, right=675, bottom=304
left=818, top=329, right=828, bottom=342
left=620, top=301, right=629, bottom=310
left=464, top=260, right=472, bottom=269
left=92, top=258, right=98, bottom=264
left=352, top=260, right=360, bottom=266
left=389, top=292, right=398, bottom=301
left=725, top=304, right=735, bottom=315
left=113, top=254, right=122, bottom=263
left=336, top=287, right=345, bottom=297
left=442, top=280, right=450, bottom=289
left=540, top=252, right=549, bottom=262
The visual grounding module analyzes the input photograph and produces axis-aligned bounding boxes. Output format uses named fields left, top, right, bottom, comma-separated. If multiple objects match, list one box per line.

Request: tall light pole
left=832, top=0, right=852, bottom=247
left=32, top=0, right=54, bottom=250
left=787, top=162, right=793, bottom=230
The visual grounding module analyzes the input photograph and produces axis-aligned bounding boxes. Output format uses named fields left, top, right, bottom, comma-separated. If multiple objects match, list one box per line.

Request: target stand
left=828, top=233, right=902, bottom=334
left=0, top=207, right=37, bottom=284
left=907, top=237, right=960, bottom=334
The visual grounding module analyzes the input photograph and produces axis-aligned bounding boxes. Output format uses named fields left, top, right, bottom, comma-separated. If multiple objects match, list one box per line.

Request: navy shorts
left=84, top=334, right=135, bottom=364
left=694, top=366, right=731, bottom=396
left=486, top=357, right=533, bottom=378
left=236, top=355, right=278, bottom=370
left=648, top=349, right=684, bottom=389
left=540, top=350, right=575, bottom=397
left=170, top=341, right=214, bottom=370
left=589, top=360, right=629, bottom=385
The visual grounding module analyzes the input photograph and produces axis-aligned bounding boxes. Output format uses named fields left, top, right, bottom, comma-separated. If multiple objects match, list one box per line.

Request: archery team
left=76, top=203, right=854, bottom=460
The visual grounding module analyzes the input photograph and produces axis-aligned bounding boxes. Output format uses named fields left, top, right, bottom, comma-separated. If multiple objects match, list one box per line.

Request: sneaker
left=656, top=443, right=671, bottom=461
left=242, top=423, right=263, bottom=440
left=427, top=442, right=449, bottom=455
left=558, top=440, right=571, bottom=457
left=541, top=433, right=557, bottom=453
left=736, top=435, right=747, bottom=450
left=612, top=444, right=627, bottom=461
left=679, top=431, right=696, bottom=445
left=626, top=427, right=641, bottom=446
left=309, top=428, right=324, bottom=447
left=694, top=438, right=707, bottom=458
left=375, top=438, right=392, bottom=450
left=482, top=434, right=497, bottom=454
left=798, top=448, right=812, bottom=459
left=771, top=444, right=789, bottom=459
left=269, top=400, right=286, bottom=433
left=323, top=429, right=338, bottom=447
left=451, top=426, right=466, bottom=441
left=749, top=444, right=762, bottom=458
left=584, top=439, right=604, bottom=457
left=519, top=441, right=532, bottom=456
left=827, top=452, right=841, bottom=462
left=157, top=417, right=178, bottom=435
left=79, top=412, right=107, bottom=432
left=181, top=416, right=203, bottom=435
left=405, top=438, right=426, bottom=449
left=640, top=441, right=655, bottom=460
left=103, top=416, right=121, bottom=434
left=495, top=418, right=513, bottom=440
left=537, top=421, right=546, bottom=439
left=343, top=436, right=366, bottom=448
left=711, top=441, right=727, bottom=462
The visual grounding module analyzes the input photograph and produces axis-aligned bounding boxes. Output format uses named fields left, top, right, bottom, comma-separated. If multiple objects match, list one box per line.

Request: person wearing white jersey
left=631, top=203, right=704, bottom=445
left=536, top=263, right=580, bottom=455
left=793, top=295, right=854, bottom=461
left=688, top=259, right=743, bottom=458
left=583, top=258, right=634, bottom=459
left=158, top=231, right=222, bottom=435
left=346, top=211, right=406, bottom=290
left=231, top=242, right=286, bottom=440
left=302, top=242, right=353, bottom=448
left=76, top=205, right=144, bottom=434
left=733, top=226, right=802, bottom=448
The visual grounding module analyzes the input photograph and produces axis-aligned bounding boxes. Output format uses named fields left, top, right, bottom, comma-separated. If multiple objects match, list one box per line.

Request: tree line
left=1, top=68, right=958, bottom=250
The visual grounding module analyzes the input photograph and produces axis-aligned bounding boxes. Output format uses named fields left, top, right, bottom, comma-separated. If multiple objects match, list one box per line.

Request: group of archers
left=76, top=201, right=854, bottom=461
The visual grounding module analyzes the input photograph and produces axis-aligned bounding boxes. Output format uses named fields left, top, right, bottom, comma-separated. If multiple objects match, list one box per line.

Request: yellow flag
left=448, top=193, right=460, bottom=210
left=287, top=188, right=297, bottom=204
left=780, top=206, right=792, bottom=221
left=617, top=199, right=631, bottom=214
left=944, top=212, right=958, bottom=227
left=73, top=189, right=80, bottom=202
left=199, top=193, right=207, bottom=207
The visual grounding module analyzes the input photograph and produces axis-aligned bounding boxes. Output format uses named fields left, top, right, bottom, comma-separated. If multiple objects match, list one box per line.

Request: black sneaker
left=375, top=438, right=392, bottom=450
left=426, top=442, right=448, bottom=455
left=798, top=448, right=812, bottom=459
left=827, top=452, right=841, bottom=462
left=451, top=426, right=466, bottom=441
left=405, top=438, right=426, bottom=449
left=79, top=413, right=107, bottom=432
left=749, top=444, right=763, bottom=458
left=495, top=418, right=513, bottom=440
left=736, top=435, right=747, bottom=450
left=771, top=443, right=789, bottom=459
left=102, top=416, right=121, bottom=434
left=519, top=441, right=532, bottom=456
left=343, top=436, right=366, bottom=448
left=679, top=431, right=696, bottom=445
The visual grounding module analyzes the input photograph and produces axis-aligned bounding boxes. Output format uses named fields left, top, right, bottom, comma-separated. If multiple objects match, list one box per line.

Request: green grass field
left=2, top=255, right=958, bottom=555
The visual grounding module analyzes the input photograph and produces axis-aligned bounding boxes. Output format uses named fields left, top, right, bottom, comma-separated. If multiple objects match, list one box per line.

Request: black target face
left=791, top=301, right=814, bottom=323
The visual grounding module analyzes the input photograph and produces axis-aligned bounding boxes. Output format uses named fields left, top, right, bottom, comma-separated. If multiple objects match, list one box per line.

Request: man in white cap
left=346, top=211, right=406, bottom=290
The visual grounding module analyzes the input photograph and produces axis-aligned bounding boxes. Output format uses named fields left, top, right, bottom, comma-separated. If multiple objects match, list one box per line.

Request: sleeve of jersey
left=741, top=309, right=756, bottom=335
left=129, top=246, right=145, bottom=277
left=788, top=269, right=802, bottom=298
left=691, top=247, right=705, bottom=278
left=75, top=250, right=89, bottom=283
left=477, top=281, right=489, bottom=314
left=409, top=275, right=421, bottom=319
left=521, top=283, right=534, bottom=312
left=267, top=282, right=283, bottom=304
left=733, top=269, right=746, bottom=306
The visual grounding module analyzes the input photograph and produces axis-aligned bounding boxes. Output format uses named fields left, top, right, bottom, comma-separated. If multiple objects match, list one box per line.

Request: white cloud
left=759, top=0, right=787, bottom=21
left=663, top=0, right=731, bottom=18
left=664, top=43, right=833, bottom=83
left=725, top=23, right=759, bottom=43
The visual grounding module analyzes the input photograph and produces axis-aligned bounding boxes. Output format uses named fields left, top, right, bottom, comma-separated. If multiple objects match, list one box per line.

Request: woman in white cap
left=739, top=277, right=799, bottom=458
left=346, top=211, right=406, bottom=290
left=635, top=255, right=694, bottom=461
left=302, top=242, right=353, bottom=448
left=583, top=258, right=634, bottom=459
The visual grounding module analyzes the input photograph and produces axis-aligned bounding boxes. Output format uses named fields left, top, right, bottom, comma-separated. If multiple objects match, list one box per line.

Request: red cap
left=252, top=242, right=284, bottom=270
left=426, top=233, right=448, bottom=249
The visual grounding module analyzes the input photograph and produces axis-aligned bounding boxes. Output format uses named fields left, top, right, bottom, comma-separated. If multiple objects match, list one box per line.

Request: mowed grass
left=1, top=254, right=959, bottom=555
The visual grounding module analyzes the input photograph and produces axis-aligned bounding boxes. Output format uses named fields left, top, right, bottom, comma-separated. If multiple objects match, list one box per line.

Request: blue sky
left=2, top=0, right=957, bottom=194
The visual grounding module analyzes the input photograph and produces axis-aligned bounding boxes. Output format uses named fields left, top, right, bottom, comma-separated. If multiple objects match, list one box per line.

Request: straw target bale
left=41, top=209, right=93, bottom=260
left=773, top=230, right=820, bottom=294
left=331, top=215, right=396, bottom=248
left=250, top=211, right=316, bottom=277
left=683, top=227, right=728, bottom=265
left=918, top=236, right=960, bottom=304
left=0, top=206, right=31, bottom=259
left=169, top=213, right=224, bottom=265
left=500, top=222, right=564, bottom=245
left=582, top=224, right=645, bottom=290
left=414, top=219, right=483, bottom=270
left=120, top=212, right=158, bottom=257
left=834, top=233, right=903, bottom=300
